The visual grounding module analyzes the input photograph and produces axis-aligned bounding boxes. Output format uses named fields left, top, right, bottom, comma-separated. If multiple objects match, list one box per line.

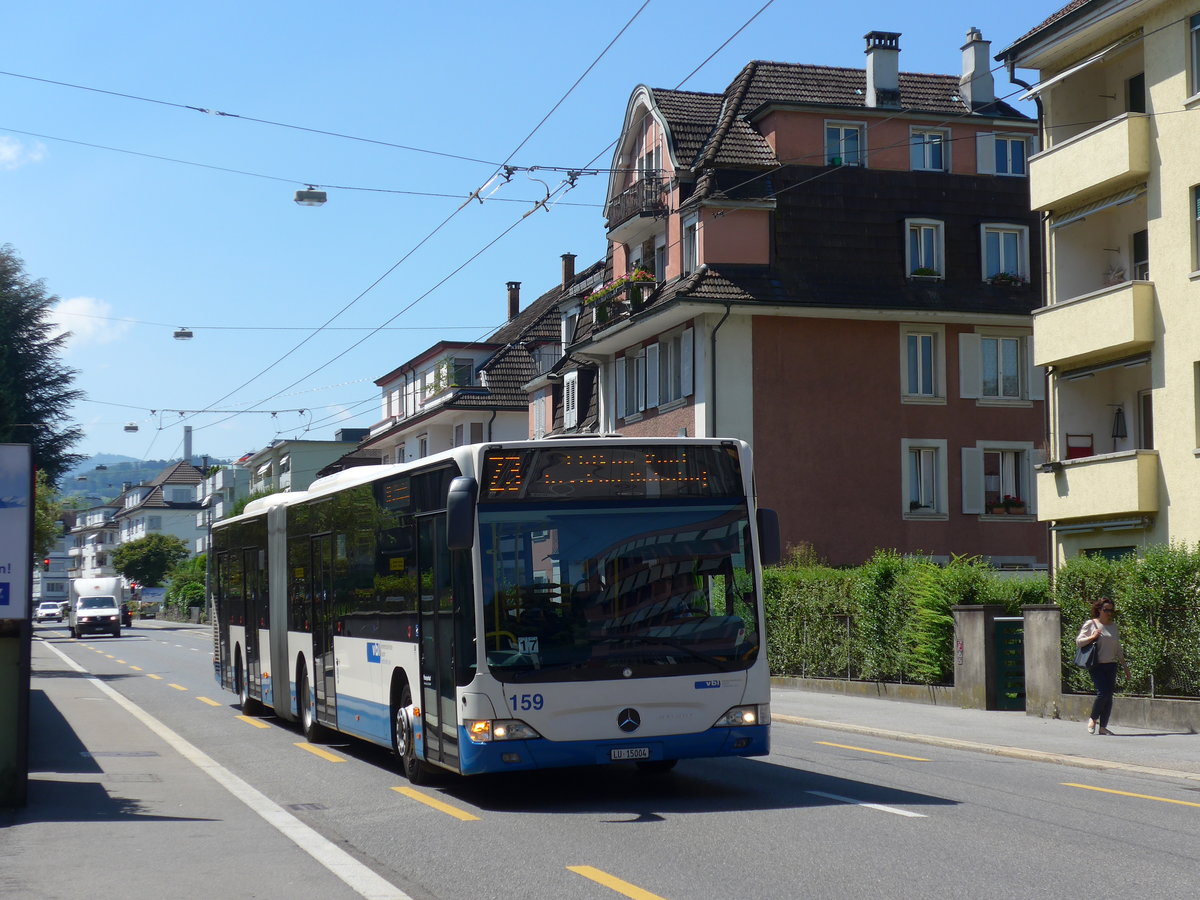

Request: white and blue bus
left=212, top=438, right=779, bottom=781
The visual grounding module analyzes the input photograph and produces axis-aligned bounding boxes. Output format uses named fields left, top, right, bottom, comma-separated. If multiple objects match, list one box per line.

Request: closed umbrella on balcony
left=1111, top=405, right=1127, bottom=451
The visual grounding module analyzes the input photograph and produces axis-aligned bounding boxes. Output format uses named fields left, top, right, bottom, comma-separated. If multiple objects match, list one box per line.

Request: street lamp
left=173, top=327, right=194, bottom=340
left=294, top=185, right=327, bottom=207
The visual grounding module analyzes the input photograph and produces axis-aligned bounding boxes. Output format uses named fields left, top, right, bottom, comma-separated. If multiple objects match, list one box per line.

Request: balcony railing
left=605, top=173, right=667, bottom=231
left=1037, top=449, right=1158, bottom=521
left=1029, top=113, right=1149, bottom=212
left=1032, top=280, right=1154, bottom=370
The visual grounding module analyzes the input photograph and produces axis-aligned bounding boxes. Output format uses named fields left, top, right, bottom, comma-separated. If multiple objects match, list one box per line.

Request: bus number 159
left=510, top=693, right=544, bottom=712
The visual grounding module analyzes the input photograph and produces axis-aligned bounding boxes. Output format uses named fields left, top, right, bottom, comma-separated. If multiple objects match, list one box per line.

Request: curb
left=774, top=714, right=1200, bottom=784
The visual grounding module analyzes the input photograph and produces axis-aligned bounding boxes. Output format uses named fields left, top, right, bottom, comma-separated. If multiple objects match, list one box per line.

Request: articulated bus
left=212, top=438, right=780, bottom=781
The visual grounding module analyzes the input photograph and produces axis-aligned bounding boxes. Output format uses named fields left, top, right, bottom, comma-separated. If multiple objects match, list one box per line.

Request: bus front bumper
left=457, top=724, right=769, bottom=775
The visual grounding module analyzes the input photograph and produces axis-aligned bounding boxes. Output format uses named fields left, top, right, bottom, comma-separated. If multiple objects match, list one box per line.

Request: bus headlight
left=464, top=719, right=542, bottom=743
left=713, top=704, right=770, bottom=728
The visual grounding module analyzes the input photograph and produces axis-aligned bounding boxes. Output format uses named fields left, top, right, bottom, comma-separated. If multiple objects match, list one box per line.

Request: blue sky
left=2, top=0, right=1056, bottom=462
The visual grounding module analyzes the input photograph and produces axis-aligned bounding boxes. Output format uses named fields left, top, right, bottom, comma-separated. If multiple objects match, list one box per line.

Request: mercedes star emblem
left=617, top=707, right=641, bottom=733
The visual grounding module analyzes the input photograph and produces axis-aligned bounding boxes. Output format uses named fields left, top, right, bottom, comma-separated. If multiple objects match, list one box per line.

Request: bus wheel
left=636, top=759, right=678, bottom=775
left=392, top=685, right=429, bottom=785
left=297, top=663, right=325, bottom=742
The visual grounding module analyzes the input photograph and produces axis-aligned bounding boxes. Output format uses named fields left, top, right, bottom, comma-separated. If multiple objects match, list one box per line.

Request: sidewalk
left=770, top=683, right=1200, bottom=782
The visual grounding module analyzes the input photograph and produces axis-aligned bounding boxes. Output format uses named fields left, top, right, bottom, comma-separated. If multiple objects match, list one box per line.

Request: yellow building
left=999, top=0, right=1200, bottom=562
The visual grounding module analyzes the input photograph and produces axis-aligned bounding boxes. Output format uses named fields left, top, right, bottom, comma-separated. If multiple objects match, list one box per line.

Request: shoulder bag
left=1074, top=621, right=1099, bottom=668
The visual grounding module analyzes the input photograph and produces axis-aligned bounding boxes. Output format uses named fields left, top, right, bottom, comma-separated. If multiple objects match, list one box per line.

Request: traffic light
left=42, top=558, right=50, bottom=571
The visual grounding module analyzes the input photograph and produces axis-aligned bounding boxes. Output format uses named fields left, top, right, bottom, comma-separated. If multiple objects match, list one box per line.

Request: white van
left=69, top=577, right=126, bottom=639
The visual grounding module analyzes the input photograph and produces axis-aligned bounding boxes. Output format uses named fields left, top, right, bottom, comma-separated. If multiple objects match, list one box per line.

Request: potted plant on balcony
left=910, top=267, right=941, bottom=280
left=587, top=268, right=656, bottom=317
left=1001, top=495, right=1027, bottom=515
left=987, top=272, right=1027, bottom=287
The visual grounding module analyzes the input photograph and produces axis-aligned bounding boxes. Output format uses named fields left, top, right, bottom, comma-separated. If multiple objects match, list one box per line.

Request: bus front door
left=418, top=516, right=459, bottom=771
left=311, top=534, right=337, bottom=728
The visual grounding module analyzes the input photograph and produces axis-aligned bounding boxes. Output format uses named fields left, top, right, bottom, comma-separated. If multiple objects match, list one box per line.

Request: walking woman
left=1076, top=598, right=1131, bottom=735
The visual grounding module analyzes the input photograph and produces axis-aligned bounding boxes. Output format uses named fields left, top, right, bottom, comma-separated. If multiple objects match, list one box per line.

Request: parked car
left=35, top=601, right=63, bottom=623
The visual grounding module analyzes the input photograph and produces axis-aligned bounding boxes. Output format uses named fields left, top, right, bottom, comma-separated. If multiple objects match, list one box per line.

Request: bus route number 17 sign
left=0, top=443, right=33, bottom=622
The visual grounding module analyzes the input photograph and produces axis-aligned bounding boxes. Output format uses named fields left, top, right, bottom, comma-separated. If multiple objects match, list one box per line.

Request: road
left=14, top=619, right=1200, bottom=900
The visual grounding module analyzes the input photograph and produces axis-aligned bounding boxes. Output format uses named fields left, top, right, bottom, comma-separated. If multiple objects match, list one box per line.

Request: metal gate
left=992, top=617, right=1025, bottom=711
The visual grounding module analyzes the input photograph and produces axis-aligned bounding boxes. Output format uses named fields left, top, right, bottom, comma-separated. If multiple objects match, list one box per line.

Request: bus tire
left=297, top=661, right=326, bottom=742
left=392, top=684, right=429, bottom=785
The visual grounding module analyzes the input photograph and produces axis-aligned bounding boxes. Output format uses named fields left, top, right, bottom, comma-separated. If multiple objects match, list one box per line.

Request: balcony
left=605, top=173, right=667, bottom=234
left=1037, top=449, right=1158, bottom=521
left=588, top=278, right=657, bottom=330
left=1032, top=281, right=1154, bottom=370
left=1029, top=113, right=1149, bottom=212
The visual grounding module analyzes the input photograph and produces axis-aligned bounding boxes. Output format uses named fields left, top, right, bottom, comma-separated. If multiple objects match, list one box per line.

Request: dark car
left=120, top=603, right=133, bottom=627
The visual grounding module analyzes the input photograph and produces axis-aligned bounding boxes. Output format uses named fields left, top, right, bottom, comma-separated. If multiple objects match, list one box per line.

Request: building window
left=906, top=219, right=944, bottom=276
left=959, top=331, right=1041, bottom=403
left=1132, top=228, right=1149, bottom=280
left=681, top=214, right=699, bottom=275
left=1194, top=186, right=1200, bottom=271
left=905, top=332, right=936, bottom=397
left=1192, top=14, right=1200, bottom=95
left=1126, top=72, right=1146, bottom=114
left=961, top=443, right=1034, bottom=515
left=825, top=123, right=864, bottom=166
left=615, top=350, right=646, bottom=420
left=902, top=439, right=946, bottom=516
left=982, top=224, right=1029, bottom=281
left=655, top=328, right=694, bottom=406
left=981, top=336, right=1022, bottom=399
left=910, top=129, right=947, bottom=171
left=994, top=136, right=1027, bottom=176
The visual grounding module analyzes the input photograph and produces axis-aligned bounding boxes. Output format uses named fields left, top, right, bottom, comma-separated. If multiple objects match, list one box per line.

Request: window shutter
left=1025, top=336, right=1045, bottom=400
left=681, top=327, right=694, bottom=397
left=645, top=344, right=660, bottom=408
left=961, top=447, right=984, bottom=515
left=959, top=333, right=982, bottom=398
left=563, top=371, right=579, bottom=429
left=533, top=395, right=545, bottom=439
left=615, top=360, right=626, bottom=420
left=976, top=133, right=996, bottom=175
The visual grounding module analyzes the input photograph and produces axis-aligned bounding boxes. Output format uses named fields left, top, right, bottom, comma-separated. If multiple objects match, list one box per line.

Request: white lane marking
left=805, top=790, right=927, bottom=818
left=42, top=640, right=414, bottom=900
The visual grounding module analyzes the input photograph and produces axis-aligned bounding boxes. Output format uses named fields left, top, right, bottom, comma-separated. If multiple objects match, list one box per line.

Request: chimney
left=183, top=425, right=192, bottom=466
left=864, top=31, right=901, bottom=109
left=959, top=27, right=994, bottom=109
left=561, top=253, right=576, bottom=288
left=506, top=281, right=521, bottom=320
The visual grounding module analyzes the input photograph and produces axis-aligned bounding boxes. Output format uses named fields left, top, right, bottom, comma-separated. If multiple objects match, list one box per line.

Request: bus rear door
left=311, top=533, right=337, bottom=729
left=418, top=516, right=459, bottom=771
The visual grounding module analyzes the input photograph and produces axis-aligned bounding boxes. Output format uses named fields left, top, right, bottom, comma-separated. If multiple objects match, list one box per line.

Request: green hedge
left=1055, top=545, right=1200, bottom=698
left=765, top=550, right=1047, bottom=685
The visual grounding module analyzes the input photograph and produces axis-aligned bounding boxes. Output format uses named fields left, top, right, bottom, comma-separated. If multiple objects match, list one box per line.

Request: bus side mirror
left=446, top=476, right=479, bottom=550
left=757, top=508, right=781, bottom=567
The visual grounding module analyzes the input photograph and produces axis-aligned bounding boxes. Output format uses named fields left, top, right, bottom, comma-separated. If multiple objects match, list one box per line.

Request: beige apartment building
left=999, top=0, right=1200, bottom=563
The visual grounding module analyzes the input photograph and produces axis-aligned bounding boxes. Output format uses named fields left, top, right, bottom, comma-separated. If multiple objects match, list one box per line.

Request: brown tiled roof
left=649, top=58, right=1029, bottom=182
left=999, top=0, right=1097, bottom=56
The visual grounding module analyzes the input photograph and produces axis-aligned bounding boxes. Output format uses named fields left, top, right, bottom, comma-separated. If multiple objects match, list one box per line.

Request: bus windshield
left=478, top=500, right=760, bottom=682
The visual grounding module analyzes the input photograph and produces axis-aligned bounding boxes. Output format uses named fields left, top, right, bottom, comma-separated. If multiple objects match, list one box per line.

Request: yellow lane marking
left=1063, top=783, right=1200, bottom=809
left=104, top=654, right=115, bottom=659
left=146, top=673, right=162, bottom=680
left=816, top=741, right=931, bottom=761
left=196, top=696, right=222, bottom=707
left=295, top=742, right=346, bottom=763
left=391, top=786, right=480, bottom=821
left=115, top=659, right=126, bottom=664
left=236, top=715, right=270, bottom=729
left=168, top=683, right=187, bottom=691
left=129, top=665, right=142, bottom=671
left=567, top=866, right=667, bottom=900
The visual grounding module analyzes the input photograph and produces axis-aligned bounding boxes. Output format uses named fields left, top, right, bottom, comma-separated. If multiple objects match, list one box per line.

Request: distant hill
left=63, top=455, right=230, bottom=502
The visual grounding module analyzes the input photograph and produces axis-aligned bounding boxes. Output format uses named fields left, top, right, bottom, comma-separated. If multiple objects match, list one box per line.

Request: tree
left=0, top=244, right=84, bottom=485
left=112, top=533, right=189, bottom=588
left=165, top=554, right=207, bottom=615
left=33, top=469, right=64, bottom=559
